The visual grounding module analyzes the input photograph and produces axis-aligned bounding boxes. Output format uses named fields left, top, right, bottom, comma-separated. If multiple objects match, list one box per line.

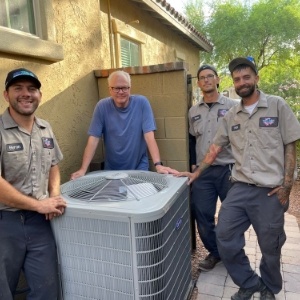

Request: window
left=111, top=19, right=146, bottom=68
left=121, top=37, right=140, bottom=67
left=0, top=0, right=63, bottom=62
left=0, top=0, right=36, bottom=34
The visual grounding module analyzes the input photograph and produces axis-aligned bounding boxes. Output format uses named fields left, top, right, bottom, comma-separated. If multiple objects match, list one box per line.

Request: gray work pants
left=216, top=182, right=287, bottom=294
left=0, top=210, right=59, bottom=300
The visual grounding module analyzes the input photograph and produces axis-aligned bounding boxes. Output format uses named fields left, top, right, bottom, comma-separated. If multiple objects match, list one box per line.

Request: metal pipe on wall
left=107, top=0, right=116, bottom=68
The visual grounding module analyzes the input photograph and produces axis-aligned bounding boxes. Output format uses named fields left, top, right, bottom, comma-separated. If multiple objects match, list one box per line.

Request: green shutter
left=121, top=37, right=140, bottom=67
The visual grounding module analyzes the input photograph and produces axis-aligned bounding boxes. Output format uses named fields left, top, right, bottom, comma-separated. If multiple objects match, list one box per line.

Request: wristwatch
left=154, top=161, right=163, bottom=166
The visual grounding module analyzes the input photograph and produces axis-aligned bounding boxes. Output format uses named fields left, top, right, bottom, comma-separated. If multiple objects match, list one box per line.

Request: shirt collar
left=236, top=90, right=268, bottom=113
left=2, top=108, right=47, bottom=129
left=199, top=93, right=225, bottom=106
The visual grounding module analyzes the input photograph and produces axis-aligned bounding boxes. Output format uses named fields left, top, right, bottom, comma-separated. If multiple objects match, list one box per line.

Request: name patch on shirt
left=259, top=117, right=278, bottom=127
left=218, top=109, right=229, bottom=118
left=192, top=114, right=201, bottom=122
left=232, top=124, right=241, bottom=131
left=42, top=137, right=54, bottom=149
left=6, top=143, right=24, bottom=152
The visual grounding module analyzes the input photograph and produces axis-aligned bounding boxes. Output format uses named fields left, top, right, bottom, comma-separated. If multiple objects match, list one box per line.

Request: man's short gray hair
left=108, top=70, right=131, bottom=86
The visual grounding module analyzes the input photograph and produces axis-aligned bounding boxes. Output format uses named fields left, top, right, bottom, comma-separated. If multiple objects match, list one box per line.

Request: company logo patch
left=218, top=109, right=229, bottom=118
left=175, top=218, right=183, bottom=231
left=42, top=137, right=54, bottom=149
left=232, top=124, right=241, bottom=131
left=6, top=143, right=24, bottom=152
left=259, top=117, right=278, bottom=127
left=192, top=115, right=201, bottom=122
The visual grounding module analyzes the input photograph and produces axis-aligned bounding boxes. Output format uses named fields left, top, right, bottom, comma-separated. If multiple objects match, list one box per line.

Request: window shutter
left=121, top=37, right=140, bottom=67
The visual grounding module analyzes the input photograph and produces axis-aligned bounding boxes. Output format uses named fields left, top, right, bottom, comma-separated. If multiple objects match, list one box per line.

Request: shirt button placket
left=32, top=148, right=37, bottom=194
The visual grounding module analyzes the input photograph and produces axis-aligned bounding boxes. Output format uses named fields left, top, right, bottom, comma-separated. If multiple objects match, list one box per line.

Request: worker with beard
left=178, top=57, right=300, bottom=300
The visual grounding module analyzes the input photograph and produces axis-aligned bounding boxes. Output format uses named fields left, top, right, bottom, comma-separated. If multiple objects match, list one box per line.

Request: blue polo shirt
left=88, top=95, right=156, bottom=170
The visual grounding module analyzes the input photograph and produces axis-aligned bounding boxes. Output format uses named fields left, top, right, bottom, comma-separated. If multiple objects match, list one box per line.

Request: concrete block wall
left=94, top=62, right=190, bottom=172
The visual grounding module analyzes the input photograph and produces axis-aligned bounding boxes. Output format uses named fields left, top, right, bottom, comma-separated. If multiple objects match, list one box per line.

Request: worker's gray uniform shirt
left=214, top=91, right=300, bottom=187
left=189, top=94, right=239, bottom=165
left=0, top=109, right=63, bottom=211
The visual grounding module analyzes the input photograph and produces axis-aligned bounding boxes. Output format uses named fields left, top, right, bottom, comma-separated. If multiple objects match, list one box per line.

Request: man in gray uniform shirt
left=0, top=68, right=67, bottom=300
left=179, top=57, right=300, bottom=300
left=189, top=64, right=238, bottom=271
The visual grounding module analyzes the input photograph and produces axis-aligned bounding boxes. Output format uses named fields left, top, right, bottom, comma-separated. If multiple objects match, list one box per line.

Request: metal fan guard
left=61, top=171, right=168, bottom=202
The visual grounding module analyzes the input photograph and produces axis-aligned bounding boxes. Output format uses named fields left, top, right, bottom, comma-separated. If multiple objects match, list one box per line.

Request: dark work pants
left=0, top=210, right=59, bottom=300
left=191, top=165, right=232, bottom=258
left=216, top=182, right=287, bottom=294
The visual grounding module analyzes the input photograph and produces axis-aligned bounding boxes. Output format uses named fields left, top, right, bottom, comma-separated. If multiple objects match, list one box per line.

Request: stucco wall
left=100, top=0, right=201, bottom=76
left=0, top=0, right=204, bottom=183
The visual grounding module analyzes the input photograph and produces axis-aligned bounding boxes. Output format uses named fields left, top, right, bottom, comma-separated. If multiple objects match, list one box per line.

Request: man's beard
left=236, top=84, right=256, bottom=98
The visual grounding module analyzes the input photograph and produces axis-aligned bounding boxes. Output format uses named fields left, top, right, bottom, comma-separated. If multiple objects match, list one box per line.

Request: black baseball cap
left=197, top=64, right=218, bottom=79
left=229, top=57, right=258, bottom=74
left=5, top=68, right=41, bottom=90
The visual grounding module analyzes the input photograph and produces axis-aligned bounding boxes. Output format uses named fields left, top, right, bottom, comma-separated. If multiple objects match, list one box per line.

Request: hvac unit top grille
left=62, top=171, right=168, bottom=202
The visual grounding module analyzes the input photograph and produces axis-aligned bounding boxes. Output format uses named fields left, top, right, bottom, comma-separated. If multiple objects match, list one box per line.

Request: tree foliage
left=184, top=0, right=300, bottom=72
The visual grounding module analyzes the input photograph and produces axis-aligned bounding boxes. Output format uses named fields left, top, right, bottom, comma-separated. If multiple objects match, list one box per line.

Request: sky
left=166, top=0, right=187, bottom=14
left=165, top=0, right=258, bottom=16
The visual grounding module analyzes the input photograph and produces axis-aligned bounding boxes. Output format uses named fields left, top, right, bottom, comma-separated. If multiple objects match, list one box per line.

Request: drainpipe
left=107, top=0, right=116, bottom=68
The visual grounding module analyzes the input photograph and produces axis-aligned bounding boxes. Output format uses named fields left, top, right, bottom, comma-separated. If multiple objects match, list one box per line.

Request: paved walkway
left=194, top=212, right=300, bottom=300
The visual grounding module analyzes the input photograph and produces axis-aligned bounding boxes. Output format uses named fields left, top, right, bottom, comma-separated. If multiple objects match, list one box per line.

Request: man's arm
left=46, top=164, right=64, bottom=220
left=48, top=164, right=61, bottom=197
left=189, top=133, right=197, bottom=171
left=70, top=136, right=100, bottom=179
left=0, top=176, right=66, bottom=214
left=268, top=142, right=297, bottom=205
left=177, top=143, right=222, bottom=185
left=144, top=131, right=179, bottom=174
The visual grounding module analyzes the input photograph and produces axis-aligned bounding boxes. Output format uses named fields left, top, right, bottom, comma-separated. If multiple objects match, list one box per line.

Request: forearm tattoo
left=283, top=142, right=296, bottom=189
left=196, top=144, right=222, bottom=176
left=198, top=162, right=211, bottom=173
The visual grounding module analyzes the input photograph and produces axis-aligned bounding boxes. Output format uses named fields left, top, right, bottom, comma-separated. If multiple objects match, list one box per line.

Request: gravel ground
left=189, top=179, right=300, bottom=300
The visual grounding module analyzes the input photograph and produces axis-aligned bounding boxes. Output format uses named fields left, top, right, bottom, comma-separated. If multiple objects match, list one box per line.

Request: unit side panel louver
left=133, top=188, right=192, bottom=300
left=52, top=217, right=134, bottom=300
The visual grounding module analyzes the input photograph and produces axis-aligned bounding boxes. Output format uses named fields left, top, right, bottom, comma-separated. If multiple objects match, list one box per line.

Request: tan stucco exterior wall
left=100, top=0, right=201, bottom=76
left=0, top=0, right=204, bottom=183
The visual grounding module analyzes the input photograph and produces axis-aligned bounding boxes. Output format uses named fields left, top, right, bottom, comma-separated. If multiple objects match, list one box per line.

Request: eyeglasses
left=198, top=74, right=215, bottom=81
left=110, top=87, right=130, bottom=93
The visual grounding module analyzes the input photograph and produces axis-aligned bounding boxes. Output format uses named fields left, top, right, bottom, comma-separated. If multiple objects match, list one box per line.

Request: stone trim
left=94, top=61, right=189, bottom=78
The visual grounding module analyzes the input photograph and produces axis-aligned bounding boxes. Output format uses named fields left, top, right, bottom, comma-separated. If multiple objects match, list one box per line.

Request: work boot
left=260, top=287, right=275, bottom=300
left=231, top=278, right=266, bottom=300
left=198, top=253, right=221, bottom=271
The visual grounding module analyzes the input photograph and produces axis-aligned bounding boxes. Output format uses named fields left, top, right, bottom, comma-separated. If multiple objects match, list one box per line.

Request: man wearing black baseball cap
left=5, top=68, right=41, bottom=90
left=0, top=68, right=66, bottom=299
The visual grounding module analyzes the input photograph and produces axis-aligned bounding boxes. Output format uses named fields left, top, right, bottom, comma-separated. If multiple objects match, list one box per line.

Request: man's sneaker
left=198, top=254, right=221, bottom=271
left=260, top=287, right=275, bottom=300
left=231, top=278, right=266, bottom=300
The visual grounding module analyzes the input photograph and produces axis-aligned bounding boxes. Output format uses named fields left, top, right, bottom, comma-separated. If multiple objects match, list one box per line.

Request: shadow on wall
left=36, top=71, right=101, bottom=183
